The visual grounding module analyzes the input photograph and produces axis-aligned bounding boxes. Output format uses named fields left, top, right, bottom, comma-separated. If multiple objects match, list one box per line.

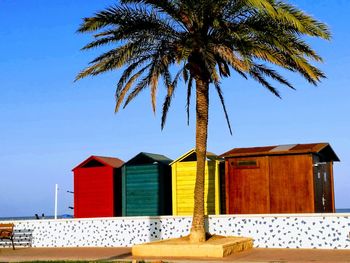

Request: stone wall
left=1, top=214, right=349, bottom=249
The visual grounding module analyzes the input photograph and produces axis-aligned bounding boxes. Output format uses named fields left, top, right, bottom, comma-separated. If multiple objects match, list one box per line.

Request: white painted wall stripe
left=1, top=214, right=349, bottom=249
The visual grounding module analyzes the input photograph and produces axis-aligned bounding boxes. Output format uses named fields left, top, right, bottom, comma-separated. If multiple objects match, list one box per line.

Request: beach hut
left=170, top=149, right=221, bottom=215
left=220, top=143, right=340, bottom=214
left=122, top=152, right=172, bottom=216
left=73, top=155, right=124, bottom=218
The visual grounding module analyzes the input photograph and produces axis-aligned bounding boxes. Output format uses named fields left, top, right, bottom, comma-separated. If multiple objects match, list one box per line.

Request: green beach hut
left=122, top=152, right=172, bottom=216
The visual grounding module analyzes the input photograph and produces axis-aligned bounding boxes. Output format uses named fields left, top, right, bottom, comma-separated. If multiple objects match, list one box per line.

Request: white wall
left=1, top=214, right=349, bottom=249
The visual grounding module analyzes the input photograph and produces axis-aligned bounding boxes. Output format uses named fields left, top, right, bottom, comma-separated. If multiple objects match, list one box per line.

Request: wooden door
left=227, top=157, right=270, bottom=214
left=314, top=163, right=333, bottom=213
left=269, top=155, right=314, bottom=213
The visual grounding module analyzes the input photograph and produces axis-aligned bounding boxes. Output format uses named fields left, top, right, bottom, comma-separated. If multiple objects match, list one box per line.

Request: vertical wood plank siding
left=122, top=153, right=172, bottom=217
left=123, top=165, right=160, bottom=216
left=269, top=154, right=314, bottom=213
left=172, top=159, right=221, bottom=215
left=225, top=151, right=336, bottom=214
left=74, top=166, right=115, bottom=218
left=222, top=143, right=339, bottom=214
left=227, top=156, right=270, bottom=214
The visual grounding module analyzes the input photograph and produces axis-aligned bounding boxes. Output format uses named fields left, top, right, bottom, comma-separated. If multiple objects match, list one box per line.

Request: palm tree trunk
left=189, top=77, right=209, bottom=243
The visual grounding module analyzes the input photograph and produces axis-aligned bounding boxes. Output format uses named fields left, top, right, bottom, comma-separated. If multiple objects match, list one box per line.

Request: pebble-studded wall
left=1, top=214, right=349, bottom=249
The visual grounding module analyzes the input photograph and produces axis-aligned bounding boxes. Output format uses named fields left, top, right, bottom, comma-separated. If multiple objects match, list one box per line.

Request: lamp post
left=54, top=184, right=58, bottom=219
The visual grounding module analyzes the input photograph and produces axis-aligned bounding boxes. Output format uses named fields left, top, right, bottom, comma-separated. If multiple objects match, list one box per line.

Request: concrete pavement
left=0, top=247, right=350, bottom=262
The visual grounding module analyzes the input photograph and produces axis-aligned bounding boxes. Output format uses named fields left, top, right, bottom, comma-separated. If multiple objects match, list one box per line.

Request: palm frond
left=123, top=76, right=150, bottom=108
left=81, top=36, right=117, bottom=50
left=120, top=0, right=194, bottom=31
left=150, top=67, right=160, bottom=114
left=75, top=40, right=151, bottom=81
left=249, top=68, right=281, bottom=98
left=183, top=67, right=189, bottom=82
left=77, top=0, right=330, bottom=132
left=120, top=0, right=179, bottom=17
left=253, top=64, right=294, bottom=90
left=213, top=44, right=251, bottom=72
left=161, top=69, right=183, bottom=129
left=245, top=0, right=277, bottom=16
left=186, top=76, right=193, bottom=125
left=214, top=81, right=232, bottom=134
left=77, top=6, right=129, bottom=33
left=275, top=1, right=331, bottom=40
left=115, top=65, right=150, bottom=112
left=116, top=56, right=151, bottom=97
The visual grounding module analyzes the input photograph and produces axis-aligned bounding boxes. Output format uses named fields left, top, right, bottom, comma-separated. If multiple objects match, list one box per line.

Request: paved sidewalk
left=0, top=247, right=132, bottom=262
left=0, top=247, right=350, bottom=262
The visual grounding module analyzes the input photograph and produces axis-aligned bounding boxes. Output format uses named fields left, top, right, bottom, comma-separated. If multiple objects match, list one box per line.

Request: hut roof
left=125, top=152, right=172, bottom=165
left=170, top=148, right=218, bottom=165
left=72, top=155, right=124, bottom=170
left=220, top=143, right=340, bottom=162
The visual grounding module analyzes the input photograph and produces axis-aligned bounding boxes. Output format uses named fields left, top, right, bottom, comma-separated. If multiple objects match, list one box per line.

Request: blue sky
left=0, top=0, right=349, bottom=217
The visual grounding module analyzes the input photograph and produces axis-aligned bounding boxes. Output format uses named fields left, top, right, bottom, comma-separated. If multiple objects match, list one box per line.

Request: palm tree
left=76, top=0, right=330, bottom=243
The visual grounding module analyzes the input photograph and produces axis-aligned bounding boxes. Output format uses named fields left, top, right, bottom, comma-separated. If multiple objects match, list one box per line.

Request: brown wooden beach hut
left=73, top=155, right=124, bottom=218
left=220, top=143, right=340, bottom=214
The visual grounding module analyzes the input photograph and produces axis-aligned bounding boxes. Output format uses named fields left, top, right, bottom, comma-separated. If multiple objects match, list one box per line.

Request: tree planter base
left=132, top=235, right=253, bottom=258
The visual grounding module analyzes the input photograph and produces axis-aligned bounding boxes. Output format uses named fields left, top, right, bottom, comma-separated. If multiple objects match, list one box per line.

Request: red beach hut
left=73, top=155, right=124, bottom=218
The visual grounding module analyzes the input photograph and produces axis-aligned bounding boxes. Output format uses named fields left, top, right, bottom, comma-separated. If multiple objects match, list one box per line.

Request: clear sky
left=0, top=0, right=349, bottom=217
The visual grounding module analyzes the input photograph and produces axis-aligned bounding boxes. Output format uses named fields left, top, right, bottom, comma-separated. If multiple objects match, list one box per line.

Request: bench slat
left=0, top=223, right=15, bottom=249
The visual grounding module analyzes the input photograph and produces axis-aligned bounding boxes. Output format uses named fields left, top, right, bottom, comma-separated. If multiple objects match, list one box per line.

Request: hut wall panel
left=227, top=156, right=270, bottom=214
left=74, top=166, right=114, bottom=218
left=173, top=161, right=218, bottom=215
left=269, top=155, right=314, bottom=213
left=123, top=164, right=160, bottom=216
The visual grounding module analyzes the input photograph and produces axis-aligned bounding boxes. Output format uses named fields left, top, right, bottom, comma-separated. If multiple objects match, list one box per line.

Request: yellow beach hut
left=170, top=148, right=221, bottom=215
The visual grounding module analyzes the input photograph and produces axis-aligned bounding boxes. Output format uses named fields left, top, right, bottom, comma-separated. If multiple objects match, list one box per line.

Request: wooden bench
left=0, top=223, right=15, bottom=249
